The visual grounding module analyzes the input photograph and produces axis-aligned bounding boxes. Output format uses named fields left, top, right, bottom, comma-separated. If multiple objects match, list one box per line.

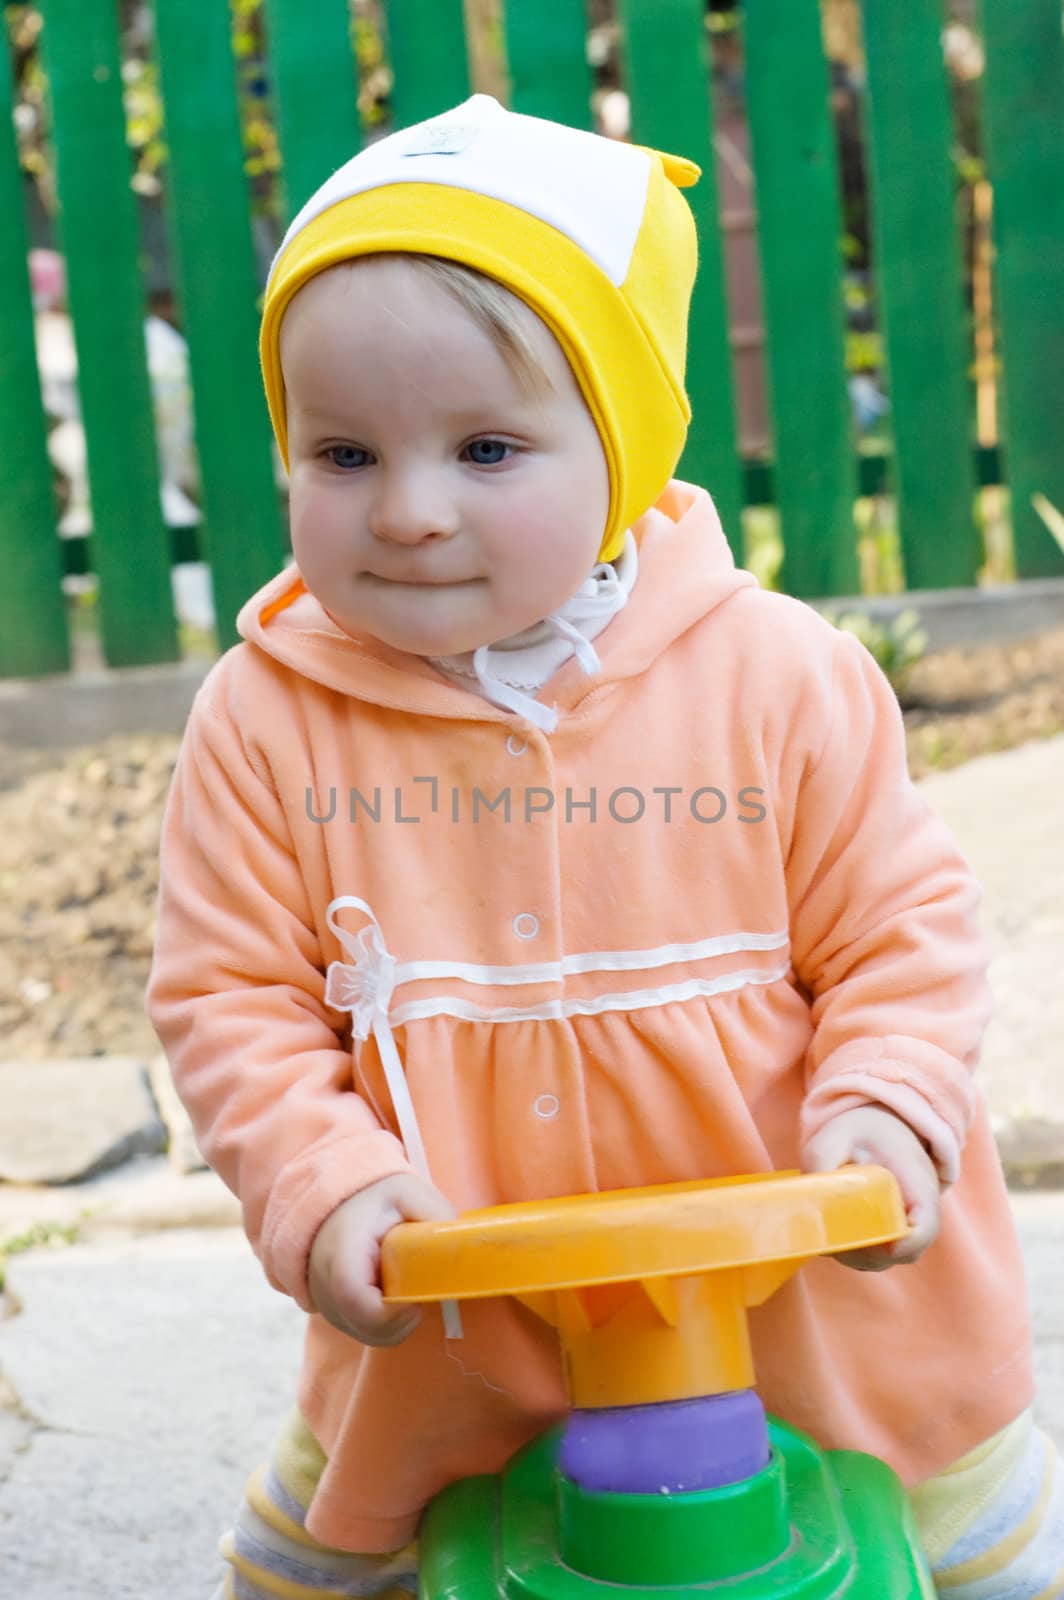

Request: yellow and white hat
left=260, top=94, right=701, bottom=563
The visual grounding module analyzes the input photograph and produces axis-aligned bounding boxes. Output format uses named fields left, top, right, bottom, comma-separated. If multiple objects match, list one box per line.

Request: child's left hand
left=801, top=1105, right=942, bottom=1271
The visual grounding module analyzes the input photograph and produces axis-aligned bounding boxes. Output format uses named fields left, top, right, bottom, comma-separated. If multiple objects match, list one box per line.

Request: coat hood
left=234, top=479, right=757, bottom=723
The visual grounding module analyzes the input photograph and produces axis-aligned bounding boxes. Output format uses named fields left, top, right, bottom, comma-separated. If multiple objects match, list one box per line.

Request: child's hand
left=307, top=1174, right=456, bottom=1346
left=801, top=1105, right=941, bottom=1271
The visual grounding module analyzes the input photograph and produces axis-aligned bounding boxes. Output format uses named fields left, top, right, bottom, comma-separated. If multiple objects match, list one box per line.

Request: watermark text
left=304, top=779, right=768, bottom=826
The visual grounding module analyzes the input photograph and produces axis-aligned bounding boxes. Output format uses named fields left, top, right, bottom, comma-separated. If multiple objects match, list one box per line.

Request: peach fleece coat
left=146, top=481, right=1033, bottom=1552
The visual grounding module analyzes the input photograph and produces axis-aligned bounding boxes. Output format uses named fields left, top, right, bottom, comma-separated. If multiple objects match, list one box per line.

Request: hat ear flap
left=632, top=144, right=702, bottom=189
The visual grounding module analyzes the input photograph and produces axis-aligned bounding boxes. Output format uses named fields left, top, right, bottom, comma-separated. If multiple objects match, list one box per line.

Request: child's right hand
left=307, top=1174, right=456, bottom=1346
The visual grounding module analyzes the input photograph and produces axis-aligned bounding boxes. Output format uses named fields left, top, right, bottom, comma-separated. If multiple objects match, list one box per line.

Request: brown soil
left=899, top=627, right=1064, bottom=778
left=1, top=627, right=1062, bottom=1063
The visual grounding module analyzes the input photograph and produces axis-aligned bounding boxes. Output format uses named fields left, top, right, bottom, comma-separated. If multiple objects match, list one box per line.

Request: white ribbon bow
left=324, top=918, right=397, bottom=1041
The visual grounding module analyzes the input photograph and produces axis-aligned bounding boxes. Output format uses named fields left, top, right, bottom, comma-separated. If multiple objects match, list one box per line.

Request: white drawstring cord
left=471, top=645, right=559, bottom=731
left=467, top=571, right=624, bottom=729
left=430, top=536, right=636, bottom=731
left=324, top=896, right=464, bottom=1339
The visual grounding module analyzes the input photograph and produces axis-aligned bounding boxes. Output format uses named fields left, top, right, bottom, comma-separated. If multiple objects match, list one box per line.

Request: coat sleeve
left=785, top=626, right=993, bottom=1183
left=145, top=674, right=413, bottom=1311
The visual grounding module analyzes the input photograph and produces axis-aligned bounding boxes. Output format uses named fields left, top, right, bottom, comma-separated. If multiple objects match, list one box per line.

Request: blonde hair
left=337, top=252, right=556, bottom=399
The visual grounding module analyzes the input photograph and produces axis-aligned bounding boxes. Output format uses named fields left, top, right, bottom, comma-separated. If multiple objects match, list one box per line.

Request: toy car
left=382, top=1168, right=936, bottom=1598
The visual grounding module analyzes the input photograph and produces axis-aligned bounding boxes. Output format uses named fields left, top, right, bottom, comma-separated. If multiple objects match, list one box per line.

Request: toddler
left=146, top=96, right=1060, bottom=1599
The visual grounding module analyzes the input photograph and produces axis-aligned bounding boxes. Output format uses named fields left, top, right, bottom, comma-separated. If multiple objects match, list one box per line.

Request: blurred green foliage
left=821, top=606, right=929, bottom=693
left=4, top=0, right=390, bottom=221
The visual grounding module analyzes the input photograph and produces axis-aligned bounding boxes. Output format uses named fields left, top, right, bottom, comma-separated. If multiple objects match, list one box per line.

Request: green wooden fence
left=1, top=0, right=1062, bottom=678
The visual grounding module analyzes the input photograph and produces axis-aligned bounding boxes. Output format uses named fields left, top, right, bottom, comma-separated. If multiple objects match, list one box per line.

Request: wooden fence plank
left=38, top=0, right=179, bottom=667
left=616, top=0, right=744, bottom=559
left=741, top=0, right=859, bottom=598
left=153, top=0, right=287, bottom=652
left=264, top=0, right=362, bottom=221
left=0, top=19, right=70, bottom=679
left=6, top=3, right=1061, bottom=682
left=860, top=0, right=981, bottom=589
left=502, top=0, right=593, bottom=128
left=387, top=0, right=470, bottom=128
left=980, top=0, right=1064, bottom=577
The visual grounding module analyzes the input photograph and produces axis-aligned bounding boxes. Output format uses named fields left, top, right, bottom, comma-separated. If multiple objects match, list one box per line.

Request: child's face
left=279, top=256, right=611, bottom=657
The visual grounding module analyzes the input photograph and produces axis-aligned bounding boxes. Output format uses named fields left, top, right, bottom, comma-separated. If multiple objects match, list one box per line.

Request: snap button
left=506, top=734, right=527, bottom=757
left=533, top=1094, right=560, bottom=1120
left=512, top=912, right=539, bottom=940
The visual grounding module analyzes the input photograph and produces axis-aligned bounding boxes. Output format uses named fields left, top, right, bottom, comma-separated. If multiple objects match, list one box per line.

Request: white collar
left=425, top=532, right=638, bottom=732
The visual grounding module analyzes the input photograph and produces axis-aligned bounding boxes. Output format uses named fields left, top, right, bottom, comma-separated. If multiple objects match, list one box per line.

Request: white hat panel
left=270, top=94, right=651, bottom=289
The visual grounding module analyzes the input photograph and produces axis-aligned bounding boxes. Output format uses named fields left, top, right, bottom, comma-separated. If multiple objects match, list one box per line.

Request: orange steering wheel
left=382, top=1167, right=907, bottom=1407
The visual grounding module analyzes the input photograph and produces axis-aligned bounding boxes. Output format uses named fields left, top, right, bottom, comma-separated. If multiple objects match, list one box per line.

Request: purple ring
left=558, top=1391, right=770, bottom=1493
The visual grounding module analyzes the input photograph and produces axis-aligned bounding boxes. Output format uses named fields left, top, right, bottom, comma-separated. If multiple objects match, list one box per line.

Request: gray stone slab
left=148, top=1051, right=209, bottom=1174
left=0, top=657, right=212, bottom=750
left=0, top=1057, right=166, bottom=1185
left=811, top=575, right=1064, bottom=655
left=2, top=1432, right=222, bottom=1598
left=1010, top=1192, right=1064, bottom=1445
left=916, top=735, right=1064, bottom=1140
left=0, top=1389, right=32, bottom=1485
left=0, top=1154, right=239, bottom=1244
left=0, top=1230, right=304, bottom=1599
left=996, top=1120, right=1064, bottom=1191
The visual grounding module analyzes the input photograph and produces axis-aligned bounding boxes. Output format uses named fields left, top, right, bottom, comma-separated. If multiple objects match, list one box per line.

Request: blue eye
left=327, top=445, right=370, bottom=470
left=466, top=439, right=511, bottom=466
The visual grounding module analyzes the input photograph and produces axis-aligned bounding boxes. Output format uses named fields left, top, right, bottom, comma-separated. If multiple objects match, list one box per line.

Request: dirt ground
left=2, top=625, right=1063, bottom=1063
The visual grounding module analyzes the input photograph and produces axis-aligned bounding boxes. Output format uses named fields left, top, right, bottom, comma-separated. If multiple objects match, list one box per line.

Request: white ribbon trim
left=387, top=963, right=793, bottom=1027
left=327, top=926, right=791, bottom=998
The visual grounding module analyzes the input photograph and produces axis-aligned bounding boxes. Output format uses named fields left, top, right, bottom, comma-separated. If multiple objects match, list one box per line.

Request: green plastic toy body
left=419, top=1419, right=935, bottom=1599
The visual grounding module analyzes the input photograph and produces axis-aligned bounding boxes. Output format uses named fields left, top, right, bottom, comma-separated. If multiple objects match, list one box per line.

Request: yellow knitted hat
left=260, top=95, right=700, bottom=563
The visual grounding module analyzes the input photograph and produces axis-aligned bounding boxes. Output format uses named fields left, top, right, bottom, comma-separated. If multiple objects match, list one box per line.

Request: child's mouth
left=367, top=574, right=479, bottom=587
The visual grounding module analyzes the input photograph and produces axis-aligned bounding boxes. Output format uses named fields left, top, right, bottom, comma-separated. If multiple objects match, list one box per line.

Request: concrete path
left=918, top=733, right=1064, bottom=1139
left=0, top=1226, right=301, bottom=1598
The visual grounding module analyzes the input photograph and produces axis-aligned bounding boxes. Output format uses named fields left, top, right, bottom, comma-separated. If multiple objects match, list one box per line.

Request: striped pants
left=212, top=1404, right=1064, bottom=1599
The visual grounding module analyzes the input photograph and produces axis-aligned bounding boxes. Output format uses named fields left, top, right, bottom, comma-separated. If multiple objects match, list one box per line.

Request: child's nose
left=367, top=472, right=460, bottom=544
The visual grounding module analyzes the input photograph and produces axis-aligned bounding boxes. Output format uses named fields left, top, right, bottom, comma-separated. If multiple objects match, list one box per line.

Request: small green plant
left=918, top=726, right=947, bottom=772
left=178, top=620, right=219, bottom=659
left=742, top=506, right=784, bottom=590
left=821, top=606, right=928, bottom=695
left=0, top=1215, right=87, bottom=1292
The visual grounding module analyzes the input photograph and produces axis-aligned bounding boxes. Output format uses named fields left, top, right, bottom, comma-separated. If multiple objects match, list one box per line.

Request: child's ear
left=632, top=145, right=702, bottom=189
